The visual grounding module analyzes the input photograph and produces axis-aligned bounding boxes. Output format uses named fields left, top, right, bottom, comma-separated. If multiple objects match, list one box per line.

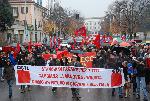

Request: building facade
left=84, top=17, right=102, bottom=34
left=8, top=0, right=49, bottom=44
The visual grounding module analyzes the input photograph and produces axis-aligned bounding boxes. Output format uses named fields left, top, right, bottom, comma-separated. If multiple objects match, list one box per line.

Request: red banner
left=79, top=52, right=96, bottom=68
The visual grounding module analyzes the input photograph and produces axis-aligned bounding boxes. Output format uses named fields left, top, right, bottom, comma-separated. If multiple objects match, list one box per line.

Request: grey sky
left=42, top=0, right=116, bottom=18
left=59, top=0, right=116, bottom=18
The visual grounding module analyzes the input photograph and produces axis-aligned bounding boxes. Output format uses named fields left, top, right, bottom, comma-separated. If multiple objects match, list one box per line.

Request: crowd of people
left=0, top=42, right=150, bottom=101
left=93, top=44, right=150, bottom=101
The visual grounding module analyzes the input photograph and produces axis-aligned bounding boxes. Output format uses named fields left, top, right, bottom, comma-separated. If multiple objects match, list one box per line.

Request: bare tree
left=101, top=0, right=150, bottom=39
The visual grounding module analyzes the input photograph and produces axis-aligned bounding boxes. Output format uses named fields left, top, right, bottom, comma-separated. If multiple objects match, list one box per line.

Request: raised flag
left=78, top=26, right=86, bottom=37
left=74, top=30, right=78, bottom=36
left=93, top=34, right=100, bottom=49
left=81, top=39, right=84, bottom=47
left=16, top=42, right=21, bottom=53
left=28, top=41, right=32, bottom=53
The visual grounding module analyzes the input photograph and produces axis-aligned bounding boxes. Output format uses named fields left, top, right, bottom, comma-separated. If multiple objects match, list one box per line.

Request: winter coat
left=16, top=54, right=25, bottom=65
left=3, top=65, right=15, bottom=80
left=49, top=59, right=60, bottom=66
left=136, top=62, right=146, bottom=77
left=0, top=56, right=7, bottom=67
left=35, top=57, right=45, bottom=66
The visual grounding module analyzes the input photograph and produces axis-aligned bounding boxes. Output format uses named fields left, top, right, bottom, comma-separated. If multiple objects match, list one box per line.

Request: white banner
left=14, top=65, right=125, bottom=88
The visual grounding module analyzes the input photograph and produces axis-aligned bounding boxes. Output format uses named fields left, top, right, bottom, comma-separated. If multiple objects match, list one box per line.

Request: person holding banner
left=48, top=57, right=61, bottom=93
left=69, top=55, right=82, bottom=100
left=17, top=53, right=32, bottom=93
left=16, top=52, right=26, bottom=93
left=35, top=54, right=46, bottom=66
left=3, top=59, right=15, bottom=99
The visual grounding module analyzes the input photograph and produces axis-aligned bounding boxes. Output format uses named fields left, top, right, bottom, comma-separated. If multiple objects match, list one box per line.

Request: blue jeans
left=136, top=77, right=148, bottom=99
left=7, top=80, right=13, bottom=96
left=118, top=87, right=123, bottom=96
left=0, top=67, right=4, bottom=78
left=112, top=87, right=123, bottom=96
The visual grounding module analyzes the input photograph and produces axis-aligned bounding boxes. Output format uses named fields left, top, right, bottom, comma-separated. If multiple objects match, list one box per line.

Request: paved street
left=0, top=81, right=149, bottom=101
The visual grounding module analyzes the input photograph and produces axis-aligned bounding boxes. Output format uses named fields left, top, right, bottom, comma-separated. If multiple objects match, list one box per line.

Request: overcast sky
left=43, top=0, right=116, bottom=18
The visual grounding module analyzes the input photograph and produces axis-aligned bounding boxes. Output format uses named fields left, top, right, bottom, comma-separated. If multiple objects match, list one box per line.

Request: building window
left=12, top=7, right=18, bottom=17
left=21, top=7, right=28, bottom=14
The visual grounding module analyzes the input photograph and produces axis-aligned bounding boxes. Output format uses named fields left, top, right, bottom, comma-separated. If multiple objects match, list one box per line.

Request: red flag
left=16, top=42, right=20, bottom=53
left=74, top=30, right=78, bottom=36
left=57, top=50, right=69, bottom=59
left=81, top=39, right=84, bottom=47
left=93, top=34, right=100, bottom=49
left=42, top=54, right=51, bottom=60
left=28, top=41, right=32, bottom=53
left=14, top=42, right=20, bottom=59
left=78, top=26, right=86, bottom=37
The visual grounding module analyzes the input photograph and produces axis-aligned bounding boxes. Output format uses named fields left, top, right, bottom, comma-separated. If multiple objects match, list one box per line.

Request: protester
left=1, top=36, right=150, bottom=101
left=3, top=59, right=15, bottom=99
left=35, top=54, right=45, bottom=66
left=135, top=57, right=148, bottom=101
left=69, top=55, right=82, bottom=99
left=0, top=52, right=6, bottom=82
left=48, top=56, right=61, bottom=93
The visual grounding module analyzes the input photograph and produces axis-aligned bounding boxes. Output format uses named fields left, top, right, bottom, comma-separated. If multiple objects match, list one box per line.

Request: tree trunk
left=0, top=31, right=7, bottom=46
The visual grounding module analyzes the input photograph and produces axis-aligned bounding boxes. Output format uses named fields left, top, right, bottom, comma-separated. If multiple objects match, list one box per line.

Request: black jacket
left=0, top=56, right=7, bottom=67
left=136, top=62, right=146, bottom=77
left=3, top=65, right=15, bottom=80
left=35, top=57, right=45, bottom=66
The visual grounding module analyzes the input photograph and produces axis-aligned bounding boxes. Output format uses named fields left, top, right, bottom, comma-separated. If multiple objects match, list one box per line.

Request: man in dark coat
left=35, top=54, right=45, bottom=66
left=0, top=52, right=7, bottom=81
left=3, top=59, right=15, bottom=99
left=135, top=57, right=148, bottom=101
